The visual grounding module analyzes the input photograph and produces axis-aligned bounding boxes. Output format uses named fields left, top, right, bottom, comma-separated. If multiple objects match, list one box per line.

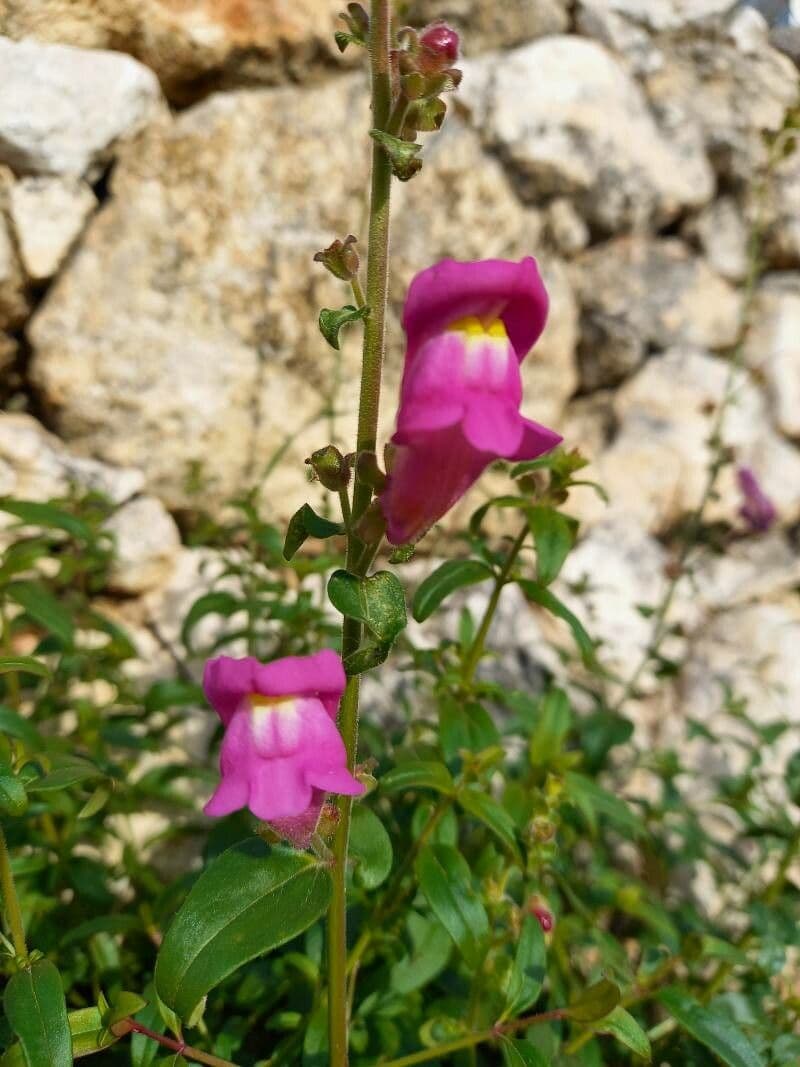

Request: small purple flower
left=378, top=258, right=562, bottom=545
left=737, top=466, right=777, bottom=533
left=203, top=651, right=363, bottom=846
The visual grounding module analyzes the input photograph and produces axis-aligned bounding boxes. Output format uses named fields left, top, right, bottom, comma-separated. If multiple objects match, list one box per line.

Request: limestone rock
left=9, top=177, right=96, bottom=281
left=0, top=209, right=27, bottom=329
left=0, top=0, right=352, bottom=104
left=0, top=413, right=144, bottom=504
left=691, top=532, right=800, bottom=611
left=644, top=21, right=798, bottom=181
left=545, top=199, right=591, bottom=257
left=761, top=147, right=800, bottom=269
left=578, top=0, right=734, bottom=33
left=743, top=274, right=800, bottom=439
left=29, top=77, right=373, bottom=515
left=683, top=196, right=750, bottom=283
left=103, top=495, right=181, bottom=595
left=404, top=0, right=569, bottom=53
left=570, top=347, right=800, bottom=532
left=573, top=238, right=742, bottom=389
left=0, top=332, right=15, bottom=373
left=461, top=37, right=714, bottom=233
left=0, top=37, right=164, bottom=177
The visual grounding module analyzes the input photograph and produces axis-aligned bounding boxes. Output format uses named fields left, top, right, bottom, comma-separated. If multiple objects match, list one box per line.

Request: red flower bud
left=528, top=901, right=554, bottom=933
left=419, top=22, right=460, bottom=66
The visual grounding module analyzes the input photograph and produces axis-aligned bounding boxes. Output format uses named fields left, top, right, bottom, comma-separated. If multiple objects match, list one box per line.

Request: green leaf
left=0, top=706, right=43, bottom=749
left=6, top=581, right=74, bottom=646
left=597, top=1007, right=651, bottom=1061
left=517, top=580, right=597, bottom=669
left=103, top=991, right=149, bottom=1028
left=567, top=978, right=621, bottom=1023
left=4, top=960, right=71, bottom=1067
left=529, top=688, right=572, bottom=768
left=0, top=1005, right=123, bottom=1065
left=318, top=304, right=369, bottom=350
left=27, top=756, right=104, bottom=793
left=155, top=839, right=331, bottom=1021
left=180, top=591, right=241, bottom=652
left=504, top=915, right=546, bottom=1017
left=342, top=641, right=393, bottom=676
left=457, top=786, right=519, bottom=859
left=327, top=570, right=406, bottom=644
left=381, top=760, right=454, bottom=796
left=61, top=914, right=142, bottom=947
left=439, top=698, right=500, bottom=760
left=0, top=659, right=49, bottom=681
left=284, top=504, right=345, bottom=561
left=412, top=560, right=493, bottom=622
left=659, top=987, right=765, bottom=1067
left=469, top=495, right=528, bottom=537
left=500, top=1037, right=551, bottom=1067
left=564, top=772, right=645, bottom=839
left=0, top=499, right=91, bottom=540
left=0, top=770, right=27, bottom=816
left=349, top=805, right=393, bottom=889
left=416, top=844, right=489, bottom=969
left=390, top=912, right=452, bottom=994
left=528, top=506, right=577, bottom=586
left=369, top=129, right=423, bottom=181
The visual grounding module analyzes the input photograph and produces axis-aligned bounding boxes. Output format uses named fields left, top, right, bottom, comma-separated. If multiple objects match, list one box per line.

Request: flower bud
left=418, top=22, right=460, bottom=72
left=527, top=899, right=555, bottom=933
left=306, top=445, right=351, bottom=491
left=314, top=234, right=360, bottom=282
left=354, top=499, right=387, bottom=545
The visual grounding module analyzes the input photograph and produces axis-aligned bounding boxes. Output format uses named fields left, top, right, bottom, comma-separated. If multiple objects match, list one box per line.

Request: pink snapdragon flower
left=379, top=258, right=562, bottom=545
left=203, top=651, right=363, bottom=845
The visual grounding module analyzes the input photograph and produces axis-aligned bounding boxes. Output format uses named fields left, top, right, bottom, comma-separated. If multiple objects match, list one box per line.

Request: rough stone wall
left=1, top=0, right=800, bottom=826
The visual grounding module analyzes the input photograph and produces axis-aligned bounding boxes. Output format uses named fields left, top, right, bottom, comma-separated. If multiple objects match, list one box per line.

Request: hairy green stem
left=0, top=824, right=27, bottom=958
left=327, top=3, right=393, bottom=1062
left=461, top=526, right=529, bottom=684
left=380, top=1008, right=570, bottom=1066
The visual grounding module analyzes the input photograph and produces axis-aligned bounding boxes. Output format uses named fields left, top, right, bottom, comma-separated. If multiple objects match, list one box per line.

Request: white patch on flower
left=249, top=695, right=302, bottom=756
left=450, top=316, right=511, bottom=390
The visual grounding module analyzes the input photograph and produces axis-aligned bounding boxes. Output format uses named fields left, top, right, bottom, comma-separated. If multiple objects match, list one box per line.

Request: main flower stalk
left=327, top=1, right=393, bottom=1062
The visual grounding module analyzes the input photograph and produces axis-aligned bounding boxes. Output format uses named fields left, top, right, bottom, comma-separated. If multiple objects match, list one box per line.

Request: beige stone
left=404, top=0, right=569, bottom=53
left=103, top=495, right=182, bottom=595
left=9, top=177, right=96, bottom=281
left=0, top=0, right=353, bottom=104
left=744, top=274, right=800, bottom=440
left=0, top=209, right=28, bottom=330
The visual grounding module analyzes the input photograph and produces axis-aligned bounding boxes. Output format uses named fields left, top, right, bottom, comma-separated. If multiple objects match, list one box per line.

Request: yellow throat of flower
left=449, top=315, right=507, bottom=339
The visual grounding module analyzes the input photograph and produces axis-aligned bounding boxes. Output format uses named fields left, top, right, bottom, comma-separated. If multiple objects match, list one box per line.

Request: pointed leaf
left=567, top=978, right=621, bottom=1023
left=504, top=914, right=546, bottom=1017
left=369, top=129, right=423, bottom=181
left=155, top=839, right=331, bottom=1021
left=412, top=559, right=493, bottom=622
left=517, top=579, right=597, bottom=669
left=6, top=581, right=73, bottom=646
left=327, top=569, right=406, bottom=643
left=0, top=499, right=91, bottom=540
left=416, top=844, right=489, bottom=969
left=349, top=805, right=393, bottom=889
left=659, top=987, right=764, bottom=1067
left=527, top=506, right=577, bottom=586
left=4, top=960, right=71, bottom=1067
left=0, top=659, right=49, bottom=680
left=390, top=912, right=452, bottom=994
left=381, top=760, right=454, bottom=796
left=500, top=1038, right=551, bottom=1067
left=284, top=504, right=345, bottom=561
left=598, top=1007, right=651, bottom=1061
left=457, top=786, right=519, bottom=859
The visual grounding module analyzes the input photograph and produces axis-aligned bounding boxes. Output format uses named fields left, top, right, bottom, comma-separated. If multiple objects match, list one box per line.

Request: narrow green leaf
left=103, top=991, right=148, bottom=1028
left=529, top=689, right=572, bottom=768
left=318, top=304, right=369, bottom=350
left=457, top=786, right=519, bottom=859
left=180, top=591, right=240, bottom=652
left=0, top=1005, right=123, bottom=1065
left=283, top=504, right=345, bottom=561
left=381, top=760, right=454, bottom=796
left=438, top=698, right=500, bottom=760
left=342, top=640, right=393, bottom=676
left=27, top=756, right=104, bottom=793
left=0, top=658, right=50, bottom=680
left=527, top=506, right=577, bottom=586
left=469, top=495, right=528, bottom=537
left=0, top=499, right=91, bottom=540
left=567, top=978, right=621, bottom=1023
left=390, top=912, right=451, bottom=994
left=349, top=805, right=393, bottom=889
left=564, top=772, right=645, bottom=839
left=504, top=915, right=546, bottom=1017
left=659, top=987, right=765, bottom=1067
left=597, top=1007, right=651, bottom=1061
left=500, top=1037, right=551, bottom=1067
left=416, top=844, right=489, bottom=969
left=517, top=579, right=597, bottom=668
left=4, top=960, right=71, bottom=1067
left=155, top=839, right=331, bottom=1021
left=412, top=560, right=493, bottom=623
left=6, top=581, right=73, bottom=646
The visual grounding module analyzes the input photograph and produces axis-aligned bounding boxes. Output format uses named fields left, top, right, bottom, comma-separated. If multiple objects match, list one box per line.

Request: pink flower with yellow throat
left=379, top=257, right=562, bottom=545
left=203, top=651, right=363, bottom=846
